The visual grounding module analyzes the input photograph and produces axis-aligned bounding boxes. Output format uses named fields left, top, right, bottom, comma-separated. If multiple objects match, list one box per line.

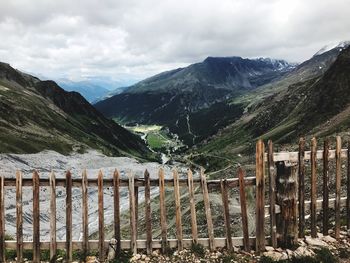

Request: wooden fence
left=0, top=167, right=258, bottom=263
left=0, top=136, right=349, bottom=262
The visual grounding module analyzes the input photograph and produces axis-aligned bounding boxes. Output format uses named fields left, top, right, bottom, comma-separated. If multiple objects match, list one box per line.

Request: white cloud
left=0, top=0, right=349, bottom=83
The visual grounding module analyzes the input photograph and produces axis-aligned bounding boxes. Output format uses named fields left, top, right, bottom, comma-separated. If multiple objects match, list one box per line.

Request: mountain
left=0, top=62, right=152, bottom=159
left=95, top=56, right=295, bottom=144
left=58, top=79, right=127, bottom=103
left=191, top=43, right=350, bottom=171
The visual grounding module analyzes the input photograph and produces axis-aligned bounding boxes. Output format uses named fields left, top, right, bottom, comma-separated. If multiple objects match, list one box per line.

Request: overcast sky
left=0, top=0, right=349, bottom=83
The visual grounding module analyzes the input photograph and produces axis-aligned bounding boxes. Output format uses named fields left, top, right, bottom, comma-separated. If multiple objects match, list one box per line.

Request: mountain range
left=2, top=41, right=349, bottom=169
left=95, top=56, right=295, bottom=145
left=58, top=78, right=128, bottom=103
left=94, top=41, right=350, bottom=170
left=192, top=42, right=350, bottom=170
left=0, top=62, right=152, bottom=160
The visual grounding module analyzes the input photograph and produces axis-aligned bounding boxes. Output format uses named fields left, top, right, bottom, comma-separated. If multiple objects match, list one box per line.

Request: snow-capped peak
left=254, top=57, right=297, bottom=71
left=314, top=41, right=350, bottom=56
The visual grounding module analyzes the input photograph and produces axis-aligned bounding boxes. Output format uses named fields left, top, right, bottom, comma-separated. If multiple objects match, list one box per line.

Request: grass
left=146, top=132, right=169, bottom=149
left=126, top=124, right=163, bottom=133
left=190, top=242, right=206, bottom=258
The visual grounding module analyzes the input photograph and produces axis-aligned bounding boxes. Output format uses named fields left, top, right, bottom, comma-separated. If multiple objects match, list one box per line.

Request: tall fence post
left=0, top=175, right=5, bottom=263
left=255, top=139, right=265, bottom=253
left=298, top=138, right=305, bottom=238
left=267, top=140, right=277, bottom=248
left=310, top=137, right=317, bottom=238
left=335, top=136, right=341, bottom=239
left=276, top=161, right=298, bottom=248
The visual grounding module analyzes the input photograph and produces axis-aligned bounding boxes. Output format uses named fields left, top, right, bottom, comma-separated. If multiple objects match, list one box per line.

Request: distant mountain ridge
left=0, top=62, right=152, bottom=159
left=58, top=79, right=128, bottom=103
left=95, top=55, right=295, bottom=144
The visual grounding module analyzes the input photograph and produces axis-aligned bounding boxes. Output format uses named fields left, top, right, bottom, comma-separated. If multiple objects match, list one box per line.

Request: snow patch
left=314, top=41, right=350, bottom=56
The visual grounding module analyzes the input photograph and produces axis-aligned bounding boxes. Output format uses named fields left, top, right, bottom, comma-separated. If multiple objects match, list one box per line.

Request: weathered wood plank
left=113, top=169, right=121, bottom=254
left=3, top=237, right=263, bottom=250
left=201, top=168, right=215, bottom=250
left=187, top=169, right=198, bottom=244
left=159, top=168, right=167, bottom=253
left=135, top=185, right=139, bottom=239
left=82, top=170, right=89, bottom=261
left=0, top=175, right=5, bottom=263
left=33, top=171, right=40, bottom=263
left=16, top=171, right=23, bottom=263
left=323, top=139, right=330, bottom=236
left=265, top=148, right=348, bottom=162
left=49, top=172, right=57, bottom=263
left=144, top=170, right=152, bottom=254
left=238, top=168, right=250, bottom=252
left=129, top=172, right=137, bottom=255
left=276, top=162, right=298, bottom=248
left=255, top=139, right=265, bottom=253
left=2, top=176, right=256, bottom=188
left=347, top=143, right=350, bottom=230
left=310, top=137, right=317, bottom=238
left=98, top=171, right=105, bottom=261
left=267, top=140, right=277, bottom=248
left=220, top=179, right=232, bottom=251
left=335, top=136, right=341, bottom=239
left=298, top=138, right=305, bottom=238
left=66, top=171, right=73, bottom=262
left=173, top=169, right=183, bottom=251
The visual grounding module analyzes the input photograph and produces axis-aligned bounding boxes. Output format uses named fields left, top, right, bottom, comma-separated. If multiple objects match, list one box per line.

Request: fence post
left=16, top=171, right=23, bottom=263
left=238, top=168, right=250, bottom=252
left=255, top=139, right=265, bottom=253
left=298, top=138, right=305, bottom=238
left=267, top=140, right=277, bottom=248
left=33, top=171, right=40, bottom=263
left=310, top=137, right=317, bottom=238
left=82, top=170, right=89, bottom=261
left=323, top=139, right=330, bottom=236
left=98, top=171, right=105, bottom=261
left=113, top=169, right=121, bottom=255
left=144, top=170, right=152, bottom=254
left=276, top=161, right=298, bottom=248
left=335, top=136, right=341, bottom=239
left=0, top=175, right=5, bottom=263
left=66, top=171, right=73, bottom=263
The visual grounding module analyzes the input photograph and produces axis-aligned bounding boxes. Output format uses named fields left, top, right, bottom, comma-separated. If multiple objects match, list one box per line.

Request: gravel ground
left=0, top=150, right=186, bottom=241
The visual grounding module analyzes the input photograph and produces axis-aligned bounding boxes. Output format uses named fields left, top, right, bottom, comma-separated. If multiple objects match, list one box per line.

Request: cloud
left=0, top=0, right=349, bottom=83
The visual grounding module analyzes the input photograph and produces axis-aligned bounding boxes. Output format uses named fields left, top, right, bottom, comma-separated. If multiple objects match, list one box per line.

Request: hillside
left=191, top=45, right=350, bottom=171
left=0, top=62, right=152, bottom=159
left=95, top=56, right=295, bottom=145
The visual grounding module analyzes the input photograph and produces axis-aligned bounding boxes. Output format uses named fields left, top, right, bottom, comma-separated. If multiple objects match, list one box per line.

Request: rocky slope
left=0, top=62, right=152, bottom=159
